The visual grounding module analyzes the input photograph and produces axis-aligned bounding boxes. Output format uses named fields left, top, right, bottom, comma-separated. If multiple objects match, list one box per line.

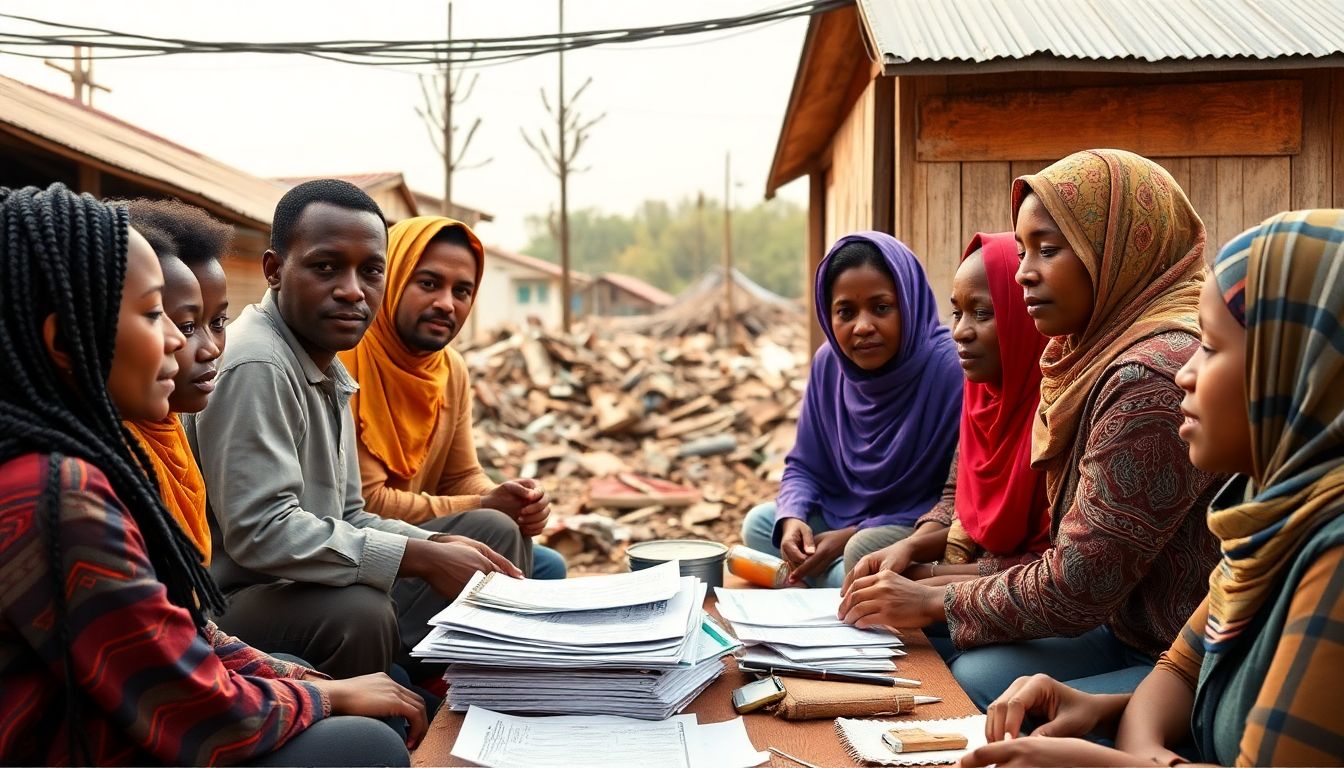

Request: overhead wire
left=0, top=1, right=851, bottom=67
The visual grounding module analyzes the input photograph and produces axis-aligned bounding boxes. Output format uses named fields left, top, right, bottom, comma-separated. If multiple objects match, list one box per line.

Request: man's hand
left=481, top=479, right=551, bottom=536
left=843, top=541, right=915, bottom=591
left=837, top=570, right=944, bottom=629
left=985, top=674, right=1129, bottom=742
left=309, top=673, right=428, bottom=748
left=401, top=535, right=522, bottom=597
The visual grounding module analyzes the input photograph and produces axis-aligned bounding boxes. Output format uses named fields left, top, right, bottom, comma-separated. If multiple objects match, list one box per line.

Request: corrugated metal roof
left=859, top=0, right=1344, bottom=73
left=0, top=75, right=285, bottom=228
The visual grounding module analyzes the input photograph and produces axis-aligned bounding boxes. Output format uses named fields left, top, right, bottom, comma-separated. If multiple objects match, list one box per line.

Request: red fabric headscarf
left=954, top=232, right=1051, bottom=555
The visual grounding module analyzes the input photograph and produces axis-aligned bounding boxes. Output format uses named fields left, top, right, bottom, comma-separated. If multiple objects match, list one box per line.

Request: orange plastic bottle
left=726, top=545, right=790, bottom=588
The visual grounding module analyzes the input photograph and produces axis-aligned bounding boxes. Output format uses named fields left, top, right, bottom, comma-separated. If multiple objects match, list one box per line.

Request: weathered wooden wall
left=894, top=68, right=1344, bottom=316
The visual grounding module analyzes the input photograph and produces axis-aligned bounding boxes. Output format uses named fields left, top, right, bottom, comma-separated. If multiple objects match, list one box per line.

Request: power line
left=0, top=1, right=850, bottom=68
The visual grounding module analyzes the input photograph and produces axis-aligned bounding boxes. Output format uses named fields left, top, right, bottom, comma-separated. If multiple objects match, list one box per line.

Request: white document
left=714, top=587, right=848, bottom=626
left=466, top=559, right=681, bottom=613
left=431, top=576, right=699, bottom=647
left=451, top=707, right=767, bottom=768
left=835, top=715, right=987, bottom=766
left=739, top=645, right=897, bottom=673
left=768, top=642, right=905, bottom=662
left=729, top=621, right=901, bottom=648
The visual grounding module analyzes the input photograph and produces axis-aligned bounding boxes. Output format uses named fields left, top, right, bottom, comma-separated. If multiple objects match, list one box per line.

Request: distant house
left=767, top=0, right=1344, bottom=351
left=586, top=272, right=675, bottom=317
left=276, top=172, right=493, bottom=227
left=469, top=246, right=591, bottom=340
left=0, top=74, right=284, bottom=306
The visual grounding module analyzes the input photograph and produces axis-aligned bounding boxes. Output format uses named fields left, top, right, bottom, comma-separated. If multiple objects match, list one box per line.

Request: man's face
left=394, top=239, right=478, bottom=353
left=263, top=201, right=387, bottom=366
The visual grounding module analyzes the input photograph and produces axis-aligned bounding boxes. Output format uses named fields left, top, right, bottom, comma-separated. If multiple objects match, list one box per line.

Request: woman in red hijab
left=846, top=231, right=1050, bottom=583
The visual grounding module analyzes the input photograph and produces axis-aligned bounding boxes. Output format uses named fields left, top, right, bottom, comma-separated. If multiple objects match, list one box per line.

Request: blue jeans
left=742, top=503, right=845, bottom=588
left=532, top=544, right=567, bottom=580
left=946, top=625, right=1156, bottom=710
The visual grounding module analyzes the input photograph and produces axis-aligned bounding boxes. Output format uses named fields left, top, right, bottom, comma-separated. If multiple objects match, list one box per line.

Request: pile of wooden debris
left=463, top=285, right=808, bottom=573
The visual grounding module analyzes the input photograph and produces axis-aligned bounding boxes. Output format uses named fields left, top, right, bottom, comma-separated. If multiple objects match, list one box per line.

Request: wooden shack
left=766, top=0, right=1344, bottom=350
left=0, top=75, right=282, bottom=306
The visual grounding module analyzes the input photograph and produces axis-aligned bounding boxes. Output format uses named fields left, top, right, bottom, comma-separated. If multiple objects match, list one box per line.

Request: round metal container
left=627, top=539, right=727, bottom=589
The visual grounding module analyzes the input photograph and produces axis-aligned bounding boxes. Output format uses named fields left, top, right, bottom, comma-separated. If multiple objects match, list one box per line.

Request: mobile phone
left=731, top=674, right=786, bottom=714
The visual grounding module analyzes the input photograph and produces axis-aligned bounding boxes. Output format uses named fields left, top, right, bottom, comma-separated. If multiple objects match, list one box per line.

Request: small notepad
left=835, top=715, right=986, bottom=766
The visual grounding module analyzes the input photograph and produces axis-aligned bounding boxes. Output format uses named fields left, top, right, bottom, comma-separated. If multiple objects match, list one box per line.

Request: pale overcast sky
left=1, top=1, right=811, bottom=250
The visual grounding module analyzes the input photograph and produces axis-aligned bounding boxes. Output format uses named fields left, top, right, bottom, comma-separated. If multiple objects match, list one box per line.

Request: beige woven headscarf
left=1011, top=149, right=1206, bottom=499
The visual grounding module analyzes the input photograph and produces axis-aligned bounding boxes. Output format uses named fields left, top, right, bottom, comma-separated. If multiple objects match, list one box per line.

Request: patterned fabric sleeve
left=207, top=622, right=329, bottom=681
left=4, top=456, right=328, bottom=765
left=917, top=448, right=958, bottom=529
left=944, top=363, right=1211, bottom=651
left=1237, top=545, right=1344, bottom=766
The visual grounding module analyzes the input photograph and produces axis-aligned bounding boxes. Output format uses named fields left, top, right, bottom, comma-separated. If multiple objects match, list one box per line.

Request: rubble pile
left=463, top=281, right=809, bottom=573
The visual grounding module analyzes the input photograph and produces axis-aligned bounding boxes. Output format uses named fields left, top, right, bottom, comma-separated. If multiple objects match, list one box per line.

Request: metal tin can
left=726, top=545, right=790, bottom=588
left=628, top=539, right=727, bottom=589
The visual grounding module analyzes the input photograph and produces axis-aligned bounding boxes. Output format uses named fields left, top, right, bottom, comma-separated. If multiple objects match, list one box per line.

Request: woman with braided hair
left=0, top=183, right=423, bottom=766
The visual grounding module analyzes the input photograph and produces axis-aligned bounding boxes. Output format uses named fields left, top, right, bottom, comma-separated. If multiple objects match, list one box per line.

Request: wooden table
left=412, top=594, right=978, bottom=767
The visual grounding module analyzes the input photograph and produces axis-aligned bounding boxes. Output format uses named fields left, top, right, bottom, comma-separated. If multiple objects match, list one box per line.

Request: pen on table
left=743, top=662, right=921, bottom=688
left=768, top=747, right=823, bottom=768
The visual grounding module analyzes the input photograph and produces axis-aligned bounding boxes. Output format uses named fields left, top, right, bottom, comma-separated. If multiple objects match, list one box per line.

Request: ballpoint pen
left=740, top=661, right=922, bottom=688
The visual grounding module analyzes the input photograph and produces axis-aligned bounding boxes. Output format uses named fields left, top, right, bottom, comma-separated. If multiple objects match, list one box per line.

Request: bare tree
left=416, top=2, right=491, bottom=217
left=521, top=0, right=605, bottom=332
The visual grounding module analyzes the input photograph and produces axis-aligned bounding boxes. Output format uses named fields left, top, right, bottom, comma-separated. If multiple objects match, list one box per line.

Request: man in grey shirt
left=188, top=180, right=527, bottom=679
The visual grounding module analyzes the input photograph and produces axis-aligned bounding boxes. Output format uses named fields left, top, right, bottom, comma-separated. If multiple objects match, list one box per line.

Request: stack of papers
left=715, top=587, right=904, bottom=673
left=413, top=561, right=740, bottom=720
left=451, top=706, right=768, bottom=768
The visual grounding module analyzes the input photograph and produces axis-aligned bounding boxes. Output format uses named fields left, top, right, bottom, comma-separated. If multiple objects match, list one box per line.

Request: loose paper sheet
left=451, top=707, right=767, bottom=768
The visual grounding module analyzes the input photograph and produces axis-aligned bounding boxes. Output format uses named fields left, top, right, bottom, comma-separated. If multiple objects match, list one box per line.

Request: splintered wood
left=461, top=298, right=807, bottom=573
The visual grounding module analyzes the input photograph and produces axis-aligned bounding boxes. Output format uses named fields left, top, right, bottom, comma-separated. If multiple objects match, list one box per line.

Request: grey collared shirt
left=185, top=290, right=431, bottom=594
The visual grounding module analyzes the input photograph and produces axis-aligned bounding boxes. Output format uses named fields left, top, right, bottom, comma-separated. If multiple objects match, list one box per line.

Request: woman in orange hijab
left=123, top=200, right=233, bottom=564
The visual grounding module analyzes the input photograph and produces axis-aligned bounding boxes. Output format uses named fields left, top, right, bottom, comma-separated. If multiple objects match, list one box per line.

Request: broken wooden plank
left=520, top=338, right=555, bottom=388
left=656, top=407, right=739, bottom=440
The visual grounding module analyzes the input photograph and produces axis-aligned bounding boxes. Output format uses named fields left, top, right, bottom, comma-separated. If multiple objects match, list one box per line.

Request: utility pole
left=417, top=2, right=490, bottom=218
left=557, top=0, right=570, bottom=332
left=695, top=191, right=706, bottom=281
left=722, top=152, right=734, bottom=337
left=44, top=46, right=110, bottom=107
left=522, top=0, right=605, bottom=333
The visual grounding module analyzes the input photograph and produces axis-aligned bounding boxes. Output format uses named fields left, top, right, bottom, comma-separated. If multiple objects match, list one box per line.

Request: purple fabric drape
left=773, top=232, right=962, bottom=540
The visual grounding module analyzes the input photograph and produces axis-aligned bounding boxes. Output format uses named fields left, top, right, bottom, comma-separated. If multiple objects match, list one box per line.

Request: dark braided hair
left=0, top=184, right=227, bottom=757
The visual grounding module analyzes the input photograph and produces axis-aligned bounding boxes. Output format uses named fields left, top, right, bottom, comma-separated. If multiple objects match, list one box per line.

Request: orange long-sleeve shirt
left=356, top=347, right=495, bottom=523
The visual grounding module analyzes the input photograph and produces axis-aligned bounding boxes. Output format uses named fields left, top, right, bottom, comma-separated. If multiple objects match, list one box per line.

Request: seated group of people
left=0, top=147, right=1340, bottom=767
left=746, top=149, right=1343, bottom=766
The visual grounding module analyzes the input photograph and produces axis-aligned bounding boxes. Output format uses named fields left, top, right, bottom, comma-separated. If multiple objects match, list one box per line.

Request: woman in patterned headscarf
left=962, top=209, right=1344, bottom=768
left=840, top=149, right=1221, bottom=708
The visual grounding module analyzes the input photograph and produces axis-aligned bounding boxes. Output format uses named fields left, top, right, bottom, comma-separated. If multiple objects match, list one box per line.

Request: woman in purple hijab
left=741, top=232, right=962, bottom=588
